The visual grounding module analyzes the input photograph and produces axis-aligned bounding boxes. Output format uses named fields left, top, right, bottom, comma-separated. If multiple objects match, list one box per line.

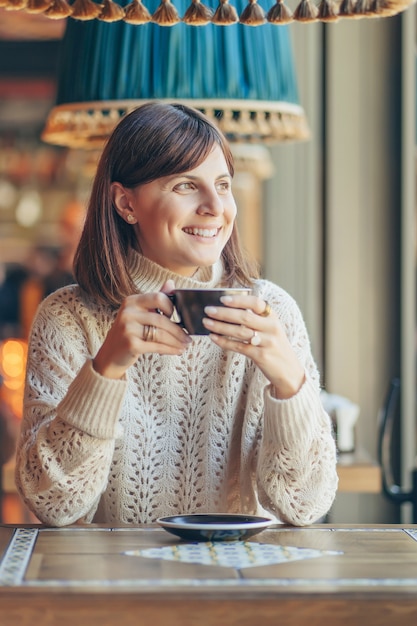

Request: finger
left=202, top=317, right=253, bottom=342
left=141, top=324, right=191, bottom=352
left=114, top=304, right=190, bottom=349
left=204, top=305, right=262, bottom=331
left=127, top=291, right=174, bottom=318
left=147, top=312, right=192, bottom=345
left=220, top=294, right=273, bottom=317
left=208, top=332, right=264, bottom=354
left=160, top=279, right=176, bottom=294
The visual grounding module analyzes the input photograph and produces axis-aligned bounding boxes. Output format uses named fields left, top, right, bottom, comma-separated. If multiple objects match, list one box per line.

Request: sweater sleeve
left=15, top=291, right=127, bottom=526
left=252, top=283, right=338, bottom=525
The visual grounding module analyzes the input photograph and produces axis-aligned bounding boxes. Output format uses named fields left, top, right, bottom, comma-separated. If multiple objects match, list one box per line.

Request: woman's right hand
left=93, top=280, right=192, bottom=379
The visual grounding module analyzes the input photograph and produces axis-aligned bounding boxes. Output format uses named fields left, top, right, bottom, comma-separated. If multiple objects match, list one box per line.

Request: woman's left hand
left=202, top=294, right=305, bottom=400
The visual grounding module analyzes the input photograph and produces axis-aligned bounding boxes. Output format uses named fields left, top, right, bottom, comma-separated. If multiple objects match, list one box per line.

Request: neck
left=128, top=252, right=225, bottom=293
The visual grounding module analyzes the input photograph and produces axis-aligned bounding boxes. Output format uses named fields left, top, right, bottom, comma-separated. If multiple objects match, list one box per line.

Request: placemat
left=124, top=541, right=342, bottom=568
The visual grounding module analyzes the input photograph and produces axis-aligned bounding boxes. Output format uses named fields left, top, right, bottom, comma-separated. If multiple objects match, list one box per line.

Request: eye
left=174, top=181, right=195, bottom=192
left=216, top=180, right=231, bottom=193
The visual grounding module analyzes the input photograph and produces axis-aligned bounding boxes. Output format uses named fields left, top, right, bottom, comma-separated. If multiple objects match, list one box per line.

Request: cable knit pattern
left=15, top=254, right=338, bottom=527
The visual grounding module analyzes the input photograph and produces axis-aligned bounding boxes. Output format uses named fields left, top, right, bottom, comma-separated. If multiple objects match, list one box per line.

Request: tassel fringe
left=123, top=0, right=151, bottom=22
left=71, top=0, right=103, bottom=20
left=239, top=0, right=266, bottom=24
left=353, top=0, right=373, bottom=15
left=317, top=0, right=339, bottom=20
left=42, top=101, right=311, bottom=149
left=12, top=0, right=416, bottom=23
left=266, top=0, right=293, bottom=23
left=338, top=0, right=359, bottom=16
left=183, top=0, right=213, bottom=23
left=368, top=0, right=385, bottom=12
left=3, top=0, right=28, bottom=11
left=152, top=0, right=181, bottom=24
left=44, top=0, right=73, bottom=18
left=25, top=0, right=52, bottom=13
left=211, top=0, right=239, bottom=24
left=99, top=0, right=126, bottom=20
left=293, top=0, right=319, bottom=21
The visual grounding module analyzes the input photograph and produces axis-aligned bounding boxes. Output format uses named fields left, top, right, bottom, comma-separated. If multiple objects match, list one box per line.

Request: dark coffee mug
left=169, top=288, right=252, bottom=335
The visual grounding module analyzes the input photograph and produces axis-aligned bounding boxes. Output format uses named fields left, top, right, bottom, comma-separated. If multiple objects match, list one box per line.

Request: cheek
left=225, top=209, right=237, bottom=241
left=228, top=202, right=238, bottom=223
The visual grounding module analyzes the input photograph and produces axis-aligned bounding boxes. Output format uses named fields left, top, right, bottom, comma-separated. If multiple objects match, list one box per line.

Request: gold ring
left=259, top=301, right=271, bottom=317
left=143, top=325, right=157, bottom=342
left=250, top=331, right=261, bottom=347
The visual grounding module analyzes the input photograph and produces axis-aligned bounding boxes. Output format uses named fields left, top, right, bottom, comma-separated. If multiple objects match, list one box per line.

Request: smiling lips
left=183, top=227, right=220, bottom=238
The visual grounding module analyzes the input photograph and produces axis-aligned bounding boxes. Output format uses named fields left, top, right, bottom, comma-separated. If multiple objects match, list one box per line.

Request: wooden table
left=1, top=523, right=417, bottom=626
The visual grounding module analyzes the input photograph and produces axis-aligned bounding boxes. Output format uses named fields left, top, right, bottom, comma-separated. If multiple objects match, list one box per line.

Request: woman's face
left=124, top=145, right=237, bottom=277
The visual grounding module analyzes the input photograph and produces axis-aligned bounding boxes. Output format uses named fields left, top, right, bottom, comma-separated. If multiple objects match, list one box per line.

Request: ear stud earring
left=126, top=214, right=135, bottom=223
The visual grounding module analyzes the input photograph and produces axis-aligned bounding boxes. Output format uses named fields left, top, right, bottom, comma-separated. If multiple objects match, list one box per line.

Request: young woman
left=15, top=102, right=338, bottom=526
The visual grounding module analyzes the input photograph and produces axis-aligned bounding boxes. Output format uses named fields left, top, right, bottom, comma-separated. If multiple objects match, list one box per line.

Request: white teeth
left=183, top=227, right=218, bottom=237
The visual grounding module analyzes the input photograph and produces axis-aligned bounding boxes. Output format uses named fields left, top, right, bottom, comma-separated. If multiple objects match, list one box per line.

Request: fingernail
left=203, top=317, right=214, bottom=327
left=204, top=306, right=217, bottom=314
left=220, top=296, right=232, bottom=304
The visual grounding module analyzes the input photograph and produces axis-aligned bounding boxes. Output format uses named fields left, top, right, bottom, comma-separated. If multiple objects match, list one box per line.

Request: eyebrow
left=173, top=172, right=232, bottom=180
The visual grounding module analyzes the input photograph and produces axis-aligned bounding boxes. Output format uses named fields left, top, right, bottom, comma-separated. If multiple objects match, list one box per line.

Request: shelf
left=337, top=448, right=381, bottom=494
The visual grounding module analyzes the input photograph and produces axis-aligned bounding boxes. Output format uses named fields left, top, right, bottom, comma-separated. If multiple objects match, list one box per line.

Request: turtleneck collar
left=128, top=251, right=226, bottom=293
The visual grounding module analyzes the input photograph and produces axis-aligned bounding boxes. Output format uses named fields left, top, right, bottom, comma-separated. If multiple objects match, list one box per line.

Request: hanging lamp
left=41, top=0, right=310, bottom=147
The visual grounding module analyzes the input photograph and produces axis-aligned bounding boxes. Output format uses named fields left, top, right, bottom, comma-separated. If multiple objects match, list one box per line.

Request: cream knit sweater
left=15, top=253, right=338, bottom=527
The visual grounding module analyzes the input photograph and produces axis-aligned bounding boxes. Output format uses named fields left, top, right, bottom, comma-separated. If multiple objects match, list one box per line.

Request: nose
left=196, top=186, right=225, bottom=216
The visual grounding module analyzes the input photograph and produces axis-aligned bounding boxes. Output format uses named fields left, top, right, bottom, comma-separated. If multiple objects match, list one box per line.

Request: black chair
left=377, top=378, right=417, bottom=522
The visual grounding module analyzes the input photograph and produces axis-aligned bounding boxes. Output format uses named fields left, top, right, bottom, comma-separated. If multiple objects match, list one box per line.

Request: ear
left=111, top=182, right=137, bottom=224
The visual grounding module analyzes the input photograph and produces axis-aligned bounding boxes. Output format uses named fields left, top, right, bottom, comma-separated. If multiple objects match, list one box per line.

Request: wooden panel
left=1, top=594, right=417, bottom=626
left=247, top=529, right=417, bottom=581
left=28, top=528, right=238, bottom=582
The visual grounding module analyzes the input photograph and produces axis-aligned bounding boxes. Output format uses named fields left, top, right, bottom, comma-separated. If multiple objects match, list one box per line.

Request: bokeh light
left=0, top=339, right=27, bottom=419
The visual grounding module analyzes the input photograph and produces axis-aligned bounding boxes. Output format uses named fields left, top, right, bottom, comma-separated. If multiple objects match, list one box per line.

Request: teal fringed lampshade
left=41, top=0, right=310, bottom=148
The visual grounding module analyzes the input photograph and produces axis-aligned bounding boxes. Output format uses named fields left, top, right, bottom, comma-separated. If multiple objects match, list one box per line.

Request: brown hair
left=73, top=101, right=259, bottom=307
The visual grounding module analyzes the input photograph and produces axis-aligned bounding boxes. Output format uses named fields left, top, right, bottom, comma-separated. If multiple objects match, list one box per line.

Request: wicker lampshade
left=41, top=0, right=310, bottom=147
